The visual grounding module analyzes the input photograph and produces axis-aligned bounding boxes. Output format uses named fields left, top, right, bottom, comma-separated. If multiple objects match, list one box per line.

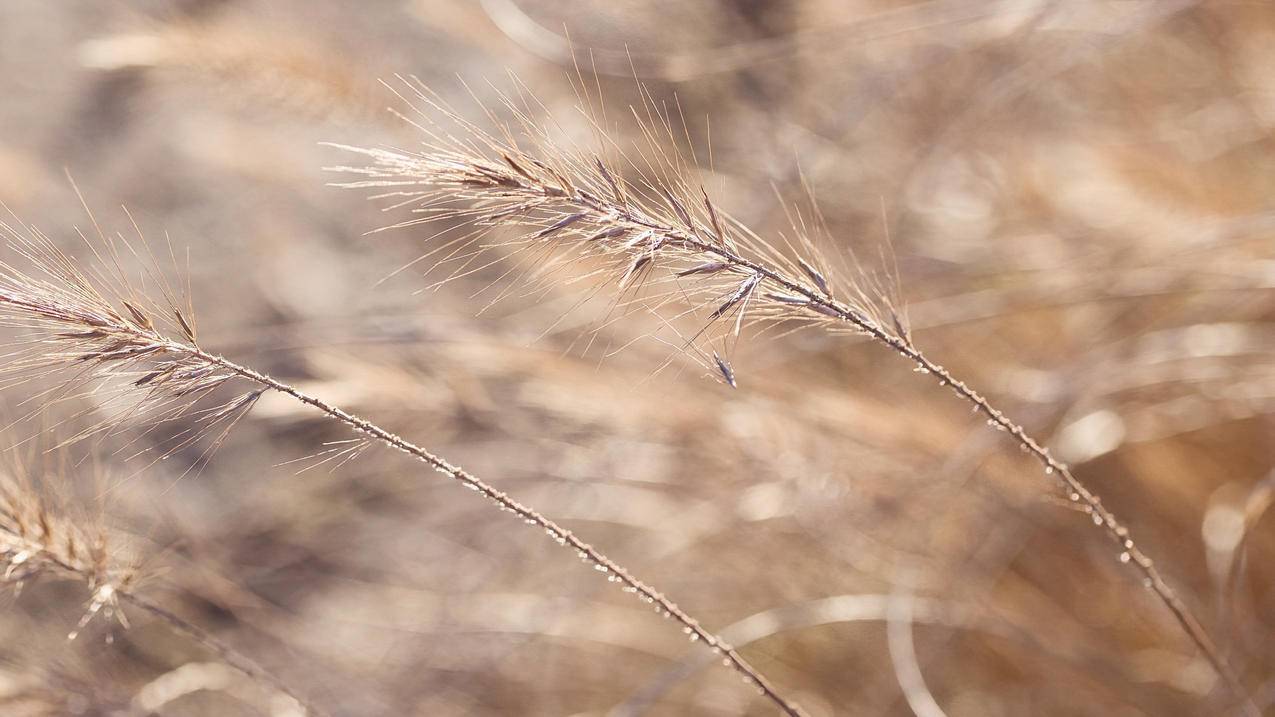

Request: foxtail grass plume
left=0, top=207, right=807, bottom=717
left=331, top=77, right=1256, bottom=714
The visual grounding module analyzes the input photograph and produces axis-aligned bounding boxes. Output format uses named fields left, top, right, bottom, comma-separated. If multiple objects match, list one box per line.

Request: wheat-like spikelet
left=0, top=454, right=318, bottom=714
left=0, top=468, right=133, bottom=635
left=327, top=80, right=911, bottom=379
left=0, top=212, right=806, bottom=715
left=331, top=78, right=1256, bottom=714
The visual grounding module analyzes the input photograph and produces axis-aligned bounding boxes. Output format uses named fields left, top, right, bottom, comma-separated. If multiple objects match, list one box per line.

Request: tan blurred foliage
left=0, top=1, right=1272, bottom=715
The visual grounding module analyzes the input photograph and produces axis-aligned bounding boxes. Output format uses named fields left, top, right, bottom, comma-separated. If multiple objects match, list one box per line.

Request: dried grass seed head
left=328, top=78, right=913, bottom=386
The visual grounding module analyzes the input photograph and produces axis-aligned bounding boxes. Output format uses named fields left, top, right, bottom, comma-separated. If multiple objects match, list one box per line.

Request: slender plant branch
left=0, top=214, right=807, bottom=716
left=120, top=591, right=323, bottom=716
left=663, top=225, right=1251, bottom=710
left=182, top=343, right=803, bottom=716
left=332, top=85, right=1256, bottom=713
left=0, top=517, right=320, bottom=715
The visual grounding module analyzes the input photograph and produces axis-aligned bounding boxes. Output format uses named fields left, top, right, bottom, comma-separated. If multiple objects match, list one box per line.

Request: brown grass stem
left=0, top=217, right=806, bottom=716
left=332, top=83, right=1257, bottom=713
left=186, top=343, right=805, bottom=716
left=675, top=231, right=1252, bottom=713
left=0, top=484, right=319, bottom=715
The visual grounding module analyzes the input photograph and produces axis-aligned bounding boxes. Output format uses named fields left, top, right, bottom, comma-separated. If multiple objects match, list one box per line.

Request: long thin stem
left=0, top=524, right=320, bottom=715
left=0, top=216, right=805, bottom=715
left=122, top=592, right=322, bottom=715
left=178, top=343, right=805, bottom=716
left=336, top=117, right=1255, bottom=712
left=610, top=200, right=1253, bottom=713
left=670, top=229, right=1253, bottom=710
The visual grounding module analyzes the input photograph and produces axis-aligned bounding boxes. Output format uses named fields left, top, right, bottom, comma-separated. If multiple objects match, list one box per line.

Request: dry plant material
left=78, top=17, right=379, bottom=123
left=0, top=469, right=135, bottom=637
left=327, top=79, right=912, bottom=375
left=331, top=78, right=1256, bottom=714
left=0, top=214, right=805, bottom=716
left=0, top=464, right=314, bottom=714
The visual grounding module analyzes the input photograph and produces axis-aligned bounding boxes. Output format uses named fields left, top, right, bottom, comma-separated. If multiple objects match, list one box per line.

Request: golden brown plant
left=0, top=210, right=806, bottom=715
left=333, top=78, right=1259, bottom=714
left=0, top=455, right=316, bottom=715
left=0, top=467, right=135, bottom=637
left=79, top=16, right=380, bottom=123
left=6, top=6, right=1274, bottom=711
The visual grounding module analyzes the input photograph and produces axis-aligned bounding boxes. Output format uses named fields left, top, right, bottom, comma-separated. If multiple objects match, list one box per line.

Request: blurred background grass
left=1, top=1, right=1273, bottom=715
